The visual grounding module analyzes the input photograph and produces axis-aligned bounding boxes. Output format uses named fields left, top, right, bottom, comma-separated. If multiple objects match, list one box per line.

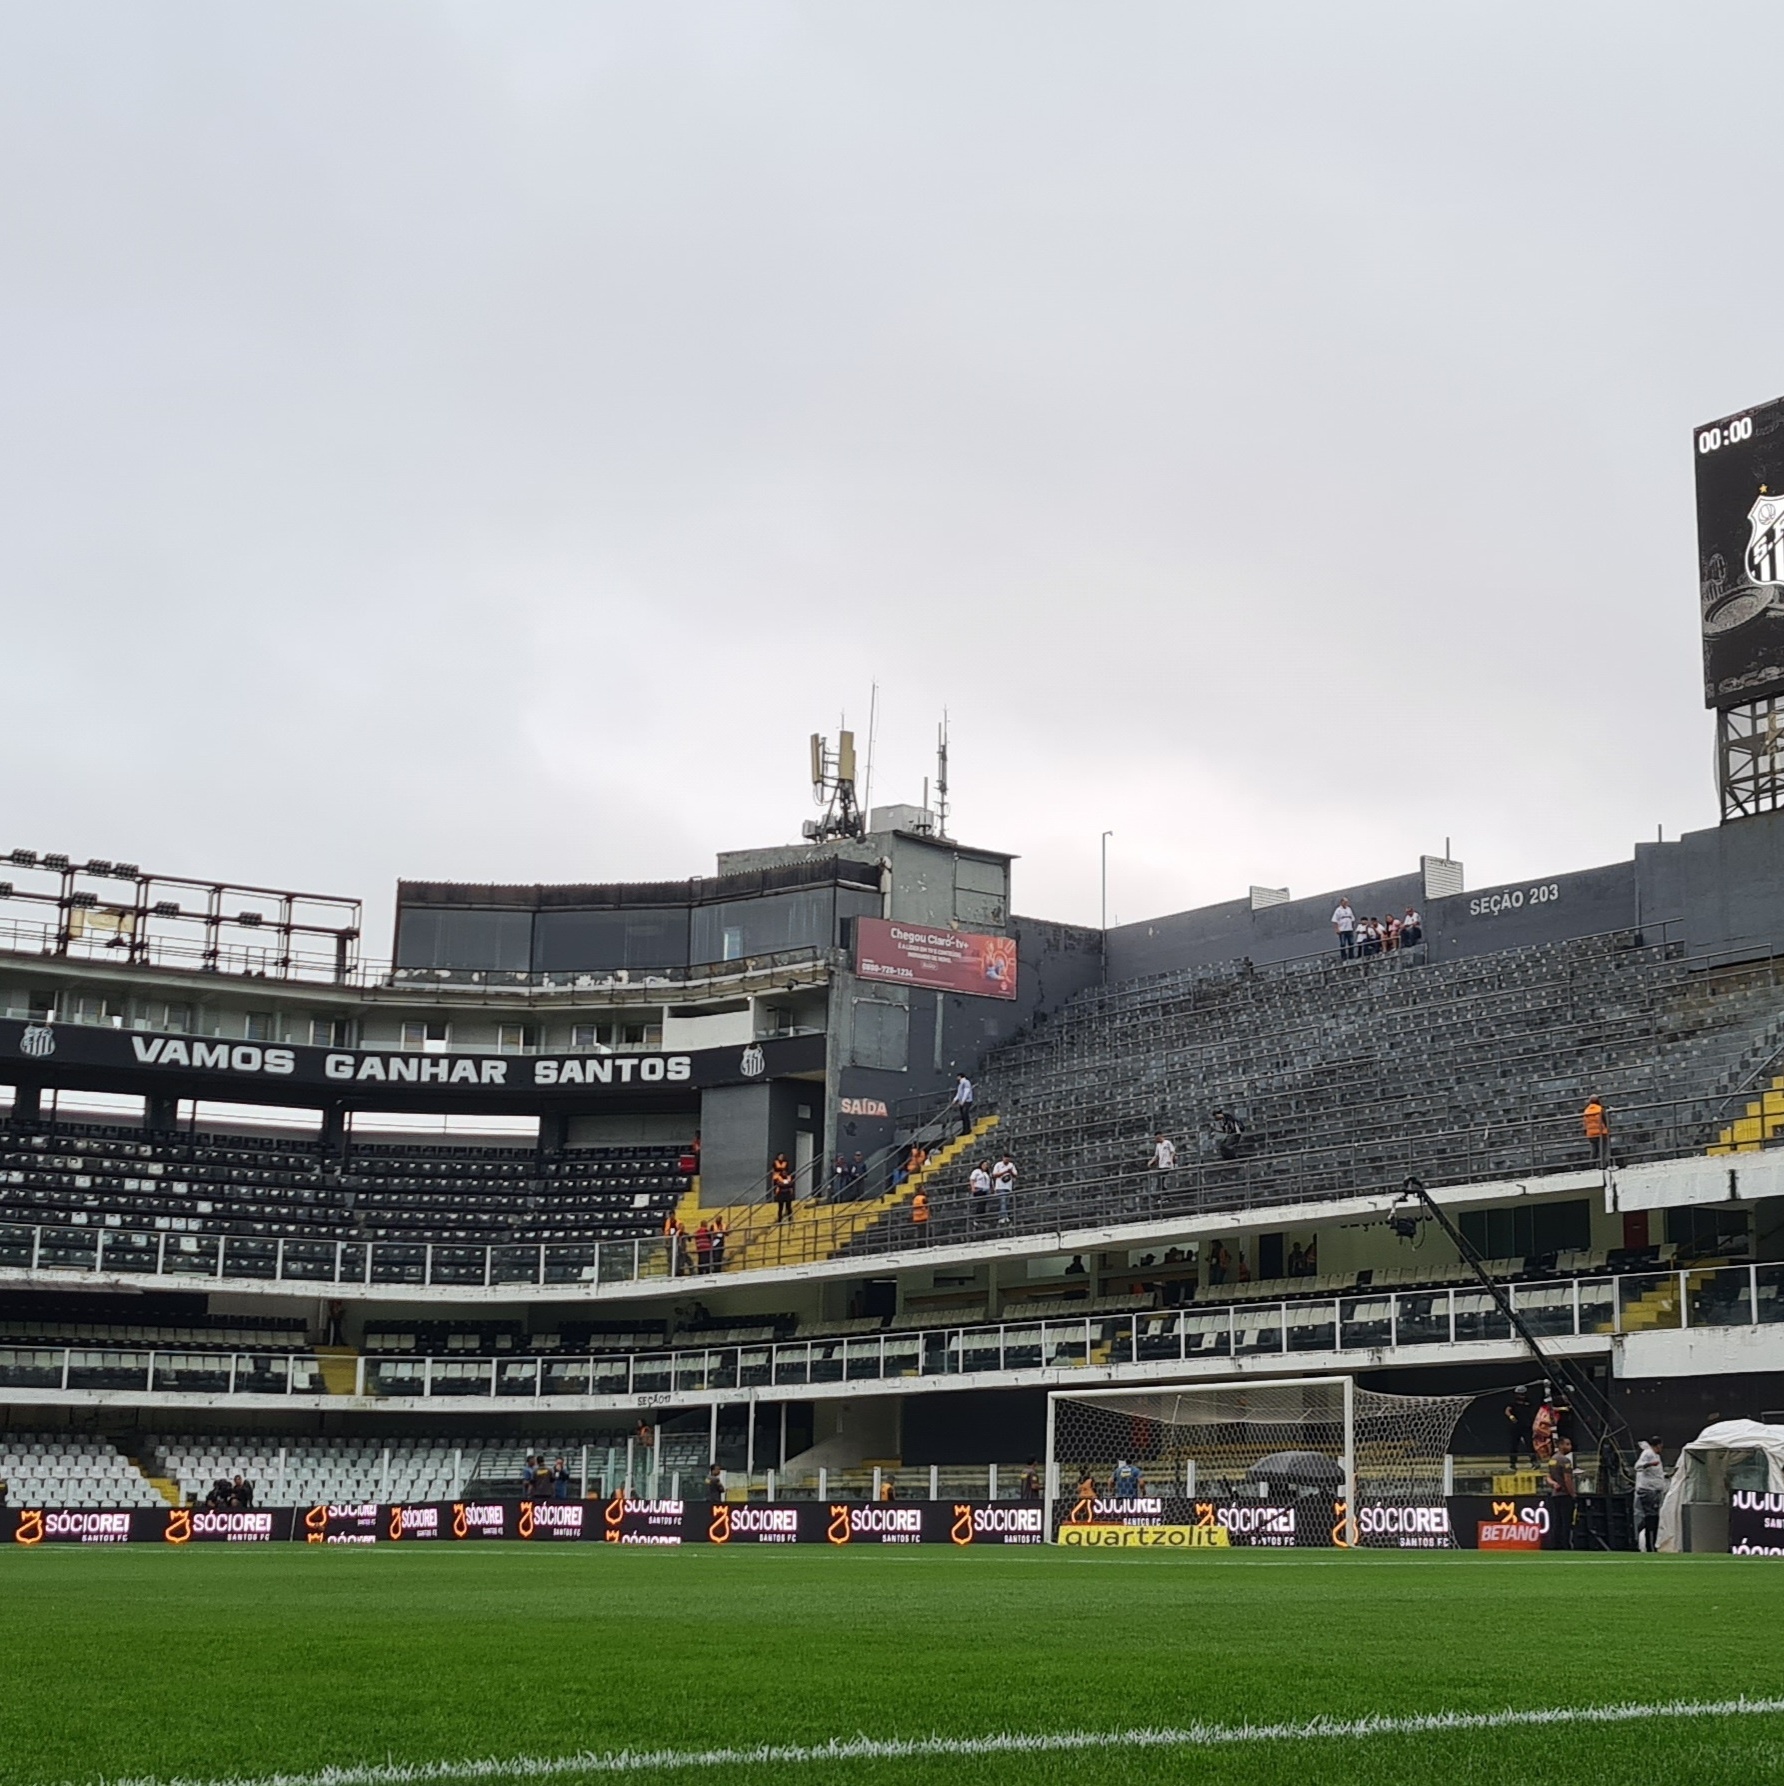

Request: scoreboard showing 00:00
left=1698, top=414, right=1756, bottom=454
left=1694, top=392, right=1784, bottom=709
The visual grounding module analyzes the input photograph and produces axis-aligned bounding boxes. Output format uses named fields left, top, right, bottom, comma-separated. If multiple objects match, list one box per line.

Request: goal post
left=1044, top=1376, right=1473, bottom=1544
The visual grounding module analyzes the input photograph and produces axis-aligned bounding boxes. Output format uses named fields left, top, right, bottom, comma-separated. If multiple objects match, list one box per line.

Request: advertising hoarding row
left=6, top=1495, right=1749, bottom=1552
left=853, top=918, right=1017, bottom=1001
left=0, top=1499, right=1047, bottom=1548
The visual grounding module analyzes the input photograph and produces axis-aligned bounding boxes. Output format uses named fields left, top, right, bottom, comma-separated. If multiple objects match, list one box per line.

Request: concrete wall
left=1102, top=808, right=1784, bottom=986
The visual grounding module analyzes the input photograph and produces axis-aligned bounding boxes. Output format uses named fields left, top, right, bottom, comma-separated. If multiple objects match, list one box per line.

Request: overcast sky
left=1, top=3, right=1775, bottom=949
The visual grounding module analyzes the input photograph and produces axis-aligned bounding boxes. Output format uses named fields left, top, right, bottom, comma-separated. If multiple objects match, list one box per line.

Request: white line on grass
left=98, top=1695, right=1784, bottom=1785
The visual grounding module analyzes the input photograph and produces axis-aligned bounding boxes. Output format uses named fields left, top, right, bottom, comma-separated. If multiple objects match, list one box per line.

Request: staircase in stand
left=671, top=1116, right=1000, bottom=1274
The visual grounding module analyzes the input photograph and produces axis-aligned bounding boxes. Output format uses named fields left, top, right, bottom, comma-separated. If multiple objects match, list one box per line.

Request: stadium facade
left=5, top=794, right=1784, bottom=1539
left=7, top=393, right=1784, bottom=1547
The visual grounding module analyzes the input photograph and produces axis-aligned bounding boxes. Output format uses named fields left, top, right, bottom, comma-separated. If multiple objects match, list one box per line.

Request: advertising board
left=0, top=1018, right=824, bottom=1108
left=853, top=918, right=1017, bottom=1001
left=1, top=1507, right=297, bottom=1544
left=1696, top=393, right=1784, bottom=707
left=0, top=1498, right=1468, bottom=1550
left=1729, top=1489, right=1784, bottom=1556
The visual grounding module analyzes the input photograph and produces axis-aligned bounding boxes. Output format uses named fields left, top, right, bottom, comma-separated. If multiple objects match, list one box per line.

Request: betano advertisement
left=853, top=918, right=1017, bottom=1001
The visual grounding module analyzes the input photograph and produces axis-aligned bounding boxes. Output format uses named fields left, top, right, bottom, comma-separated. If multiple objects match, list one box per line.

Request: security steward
left=910, top=1186, right=930, bottom=1239
left=769, top=1153, right=796, bottom=1223
left=1582, top=1095, right=1610, bottom=1168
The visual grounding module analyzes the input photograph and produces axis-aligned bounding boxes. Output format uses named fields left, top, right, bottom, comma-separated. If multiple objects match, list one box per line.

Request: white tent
left=1656, top=1420, right=1784, bottom=1552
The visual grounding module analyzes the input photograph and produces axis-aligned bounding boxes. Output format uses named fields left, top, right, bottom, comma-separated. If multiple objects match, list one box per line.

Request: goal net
left=1046, top=1377, right=1473, bottom=1546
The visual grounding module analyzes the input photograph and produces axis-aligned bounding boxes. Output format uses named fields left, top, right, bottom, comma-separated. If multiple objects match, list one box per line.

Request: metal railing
left=2, top=1262, right=1775, bottom=1403
left=0, top=915, right=835, bottom=998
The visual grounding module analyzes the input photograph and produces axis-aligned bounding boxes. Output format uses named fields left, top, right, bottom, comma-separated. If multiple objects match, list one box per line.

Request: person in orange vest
left=910, top=1187, right=930, bottom=1240
left=769, top=1153, right=795, bottom=1222
left=1582, top=1095, right=1610, bottom=1167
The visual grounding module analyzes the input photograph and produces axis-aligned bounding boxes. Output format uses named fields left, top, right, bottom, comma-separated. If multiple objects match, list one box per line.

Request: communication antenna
left=804, top=727, right=865, bottom=843
left=934, top=711, right=951, bottom=841
left=863, top=682, right=879, bottom=821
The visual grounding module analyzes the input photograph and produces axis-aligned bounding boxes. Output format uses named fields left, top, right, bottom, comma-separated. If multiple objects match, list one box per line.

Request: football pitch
left=1, top=1547, right=1779, bottom=1786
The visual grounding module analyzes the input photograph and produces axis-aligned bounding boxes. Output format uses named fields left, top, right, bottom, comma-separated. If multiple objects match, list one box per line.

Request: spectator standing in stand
left=706, top=1462, right=726, bottom=1502
left=1583, top=1095, right=1610, bottom=1167
left=710, top=1213, right=728, bottom=1273
left=969, top=1160, right=992, bottom=1227
left=769, top=1153, right=795, bottom=1223
left=952, top=1072, right=976, bottom=1137
left=1634, top=1437, right=1667, bottom=1552
left=1150, top=1133, right=1176, bottom=1201
left=831, top=1154, right=850, bottom=1200
left=910, top=1186, right=930, bottom=1239
left=694, top=1221, right=713, bottom=1275
left=552, top=1457, right=570, bottom=1501
left=519, top=1455, right=539, bottom=1500
left=991, top=1152, right=1017, bottom=1225
left=1401, top=907, right=1422, bottom=945
left=1332, top=896, right=1357, bottom=960
left=1021, top=1459, right=1042, bottom=1499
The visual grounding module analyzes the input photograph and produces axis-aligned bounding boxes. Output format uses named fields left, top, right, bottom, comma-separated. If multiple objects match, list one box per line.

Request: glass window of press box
left=398, top=885, right=879, bottom=975
left=1458, top=1199, right=1590, bottom=1260
left=396, top=908, right=533, bottom=974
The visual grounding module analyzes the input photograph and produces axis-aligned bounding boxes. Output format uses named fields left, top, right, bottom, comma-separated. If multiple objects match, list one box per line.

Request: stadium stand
left=0, top=1127, right=692, bottom=1248
left=874, top=934, right=1784, bottom=1251
left=0, top=1433, right=163, bottom=1508
left=142, top=1432, right=711, bottom=1504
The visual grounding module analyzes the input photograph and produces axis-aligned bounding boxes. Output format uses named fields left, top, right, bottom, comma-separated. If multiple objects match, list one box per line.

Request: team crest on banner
left=1749, top=493, right=1784, bottom=590
left=19, top=1025, right=55, bottom=1059
left=739, top=1044, right=765, bottom=1078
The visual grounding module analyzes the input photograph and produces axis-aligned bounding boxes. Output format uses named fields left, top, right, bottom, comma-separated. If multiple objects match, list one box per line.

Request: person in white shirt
left=1634, top=1437, right=1666, bottom=1552
left=1149, top=1133, right=1177, bottom=1207
left=1402, top=906, right=1423, bottom=946
left=991, top=1154, right=1017, bottom=1225
left=968, top=1161, right=992, bottom=1226
left=952, top=1073, right=975, bottom=1137
left=1332, top=898, right=1357, bottom=960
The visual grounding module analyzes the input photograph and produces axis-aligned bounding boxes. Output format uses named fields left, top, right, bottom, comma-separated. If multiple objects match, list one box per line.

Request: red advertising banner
left=854, top=918, right=1017, bottom=1001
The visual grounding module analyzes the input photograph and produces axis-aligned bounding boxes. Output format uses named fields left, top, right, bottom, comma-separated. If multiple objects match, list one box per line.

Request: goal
left=1044, top=1377, right=1473, bottom=1544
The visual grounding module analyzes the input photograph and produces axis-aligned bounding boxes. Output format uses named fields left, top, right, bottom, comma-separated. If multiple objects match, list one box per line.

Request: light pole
left=1100, top=830, right=1113, bottom=981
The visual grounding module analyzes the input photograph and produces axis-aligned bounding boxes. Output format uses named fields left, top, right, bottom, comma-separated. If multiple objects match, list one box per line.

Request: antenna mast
left=863, top=682, right=879, bottom=823
left=803, top=728, right=866, bottom=843
left=935, top=712, right=950, bottom=841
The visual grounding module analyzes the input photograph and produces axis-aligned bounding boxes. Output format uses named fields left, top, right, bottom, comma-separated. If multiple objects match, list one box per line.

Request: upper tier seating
left=872, top=934, right=1784, bottom=1249
left=0, top=1125, right=692, bottom=1249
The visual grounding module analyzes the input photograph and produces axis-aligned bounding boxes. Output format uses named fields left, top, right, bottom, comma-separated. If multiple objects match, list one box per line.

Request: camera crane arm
left=1399, top=1176, right=1631, bottom=1475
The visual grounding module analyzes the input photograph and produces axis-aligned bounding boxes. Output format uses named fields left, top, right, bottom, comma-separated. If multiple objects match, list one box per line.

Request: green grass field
left=0, top=1547, right=1779, bottom=1786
